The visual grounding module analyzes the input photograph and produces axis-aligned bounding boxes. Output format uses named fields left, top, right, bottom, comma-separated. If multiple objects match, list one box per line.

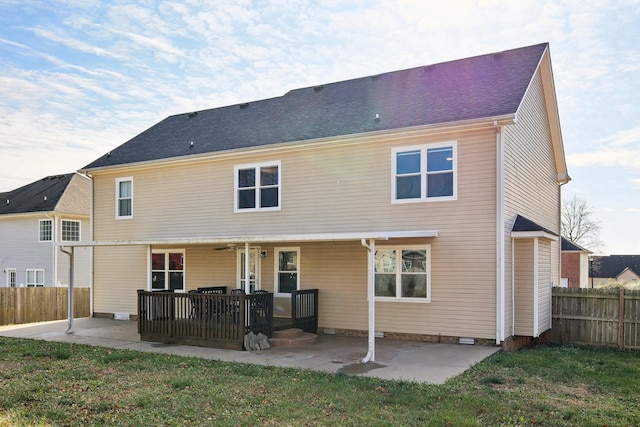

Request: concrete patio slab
left=0, top=317, right=500, bottom=384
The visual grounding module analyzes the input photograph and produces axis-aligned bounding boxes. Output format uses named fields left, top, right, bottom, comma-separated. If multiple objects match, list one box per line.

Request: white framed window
left=116, top=177, right=133, bottom=219
left=6, top=269, right=16, bottom=287
left=61, top=220, right=80, bottom=241
left=392, top=141, right=457, bottom=203
left=39, top=219, right=52, bottom=242
left=234, top=161, right=281, bottom=212
left=151, top=250, right=185, bottom=292
left=26, top=269, right=45, bottom=287
left=374, top=246, right=431, bottom=302
left=275, top=247, right=300, bottom=296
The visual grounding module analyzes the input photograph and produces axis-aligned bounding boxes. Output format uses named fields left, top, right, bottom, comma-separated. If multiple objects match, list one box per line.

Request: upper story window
left=392, top=141, right=457, bottom=203
left=116, top=177, right=133, bottom=219
left=39, top=219, right=52, bottom=242
left=234, top=161, right=281, bottom=212
left=374, top=246, right=431, bottom=302
left=61, top=220, right=80, bottom=241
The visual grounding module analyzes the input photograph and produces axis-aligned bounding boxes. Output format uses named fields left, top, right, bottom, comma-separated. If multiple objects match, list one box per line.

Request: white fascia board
left=511, top=231, right=559, bottom=241
left=56, top=230, right=438, bottom=247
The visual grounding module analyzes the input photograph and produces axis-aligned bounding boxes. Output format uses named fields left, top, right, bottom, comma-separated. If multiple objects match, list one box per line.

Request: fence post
left=619, top=289, right=625, bottom=350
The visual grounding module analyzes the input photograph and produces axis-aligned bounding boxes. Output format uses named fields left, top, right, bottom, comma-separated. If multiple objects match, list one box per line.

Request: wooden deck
left=137, top=288, right=318, bottom=350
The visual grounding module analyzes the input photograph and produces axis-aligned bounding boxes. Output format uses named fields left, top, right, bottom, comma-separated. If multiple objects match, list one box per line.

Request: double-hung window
left=392, top=141, right=456, bottom=202
left=116, top=177, right=133, bottom=218
left=39, top=219, right=52, bottom=242
left=61, top=220, right=80, bottom=241
left=26, top=269, right=44, bottom=287
left=151, top=250, right=185, bottom=292
left=374, top=246, right=431, bottom=302
left=275, top=247, right=299, bottom=295
left=234, top=161, right=281, bottom=212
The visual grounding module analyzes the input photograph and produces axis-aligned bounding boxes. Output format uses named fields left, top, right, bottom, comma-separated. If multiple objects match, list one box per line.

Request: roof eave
left=79, top=114, right=517, bottom=175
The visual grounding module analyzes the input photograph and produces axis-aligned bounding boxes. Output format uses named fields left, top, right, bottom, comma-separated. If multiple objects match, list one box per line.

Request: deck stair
left=268, top=328, right=317, bottom=347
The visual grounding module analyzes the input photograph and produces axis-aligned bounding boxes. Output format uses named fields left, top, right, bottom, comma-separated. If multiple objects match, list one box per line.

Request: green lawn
left=1, top=338, right=639, bottom=426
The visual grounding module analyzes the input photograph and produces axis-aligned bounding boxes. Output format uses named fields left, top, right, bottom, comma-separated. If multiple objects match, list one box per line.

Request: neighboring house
left=560, top=237, right=592, bottom=288
left=590, top=255, right=640, bottom=287
left=0, top=173, right=91, bottom=288
left=78, top=42, right=569, bottom=350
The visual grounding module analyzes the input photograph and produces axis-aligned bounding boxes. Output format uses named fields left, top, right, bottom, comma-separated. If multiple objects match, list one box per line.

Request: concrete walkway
left=0, top=318, right=500, bottom=384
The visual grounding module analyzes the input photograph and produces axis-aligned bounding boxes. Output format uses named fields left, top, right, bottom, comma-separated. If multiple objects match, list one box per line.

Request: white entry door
left=237, top=248, right=260, bottom=293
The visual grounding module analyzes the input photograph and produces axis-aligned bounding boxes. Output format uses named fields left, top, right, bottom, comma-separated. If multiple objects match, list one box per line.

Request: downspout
left=360, top=238, right=375, bottom=363
left=495, top=121, right=505, bottom=345
left=60, top=246, right=74, bottom=334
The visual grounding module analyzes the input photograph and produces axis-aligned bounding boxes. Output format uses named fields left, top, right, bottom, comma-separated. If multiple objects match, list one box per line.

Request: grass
left=1, top=338, right=639, bottom=426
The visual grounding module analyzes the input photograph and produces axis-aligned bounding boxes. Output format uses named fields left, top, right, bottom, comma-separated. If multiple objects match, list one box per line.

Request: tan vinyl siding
left=514, top=239, right=534, bottom=336
left=538, top=239, right=552, bottom=335
left=90, top=127, right=499, bottom=339
left=503, top=69, right=562, bottom=337
left=93, top=245, right=147, bottom=315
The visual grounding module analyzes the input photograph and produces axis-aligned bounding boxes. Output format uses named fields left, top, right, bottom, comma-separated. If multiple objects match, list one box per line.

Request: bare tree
left=561, top=195, right=603, bottom=252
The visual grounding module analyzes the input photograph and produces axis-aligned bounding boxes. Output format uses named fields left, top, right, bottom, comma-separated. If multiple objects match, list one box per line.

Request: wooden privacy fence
left=551, top=287, right=640, bottom=350
left=0, top=287, right=90, bottom=326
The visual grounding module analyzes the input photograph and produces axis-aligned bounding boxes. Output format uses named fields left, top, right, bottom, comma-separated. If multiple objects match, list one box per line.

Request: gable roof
left=561, top=237, right=592, bottom=253
left=591, top=255, right=640, bottom=279
left=83, top=43, right=554, bottom=171
left=0, top=174, right=75, bottom=215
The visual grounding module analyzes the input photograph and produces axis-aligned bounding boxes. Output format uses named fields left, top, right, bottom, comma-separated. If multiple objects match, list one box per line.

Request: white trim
left=511, top=231, right=559, bottom=241
left=533, top=237, right=539, bottom=337
left=391, top=141, right=457, bottom=204
left=496, top=124, right=505, bottom=344
left=274, top=247, right=300, bottom=297
left=234, top=160, right=281, bottom=213
left=237, top=246, right=261, bottom=293
left=115, top=177, right=133, bottom=219
left=56, top=230, right=439, bottom=247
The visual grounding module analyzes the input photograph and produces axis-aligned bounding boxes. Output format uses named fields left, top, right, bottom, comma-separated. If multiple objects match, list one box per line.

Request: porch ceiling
left=56, top=229, right=438, bottom=247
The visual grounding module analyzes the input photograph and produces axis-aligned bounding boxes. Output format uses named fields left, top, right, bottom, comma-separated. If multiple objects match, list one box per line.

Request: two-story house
left=0, top=173, right=91, bottom=288
left=79, top=42, right=569, bottom=350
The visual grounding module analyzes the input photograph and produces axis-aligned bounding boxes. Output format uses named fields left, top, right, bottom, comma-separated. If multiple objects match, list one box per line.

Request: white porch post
left=244, top=241, right=250, bottom=293
left=361, top=238, right=375, bottom=363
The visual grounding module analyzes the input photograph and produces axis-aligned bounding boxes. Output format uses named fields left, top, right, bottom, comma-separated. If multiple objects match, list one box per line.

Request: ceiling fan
left=213, top=244, right=237, bottom=251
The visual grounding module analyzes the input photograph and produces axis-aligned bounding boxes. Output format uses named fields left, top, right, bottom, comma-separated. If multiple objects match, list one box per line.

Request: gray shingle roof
left=591, top=255, right=640, bottom=279
left=83, top=43, right=548, bottom=170
left=512, top=215, right=558, bottom=236
left=561, top=237, right=592, bottom=252
left=0, top=174, right=74, bottom=215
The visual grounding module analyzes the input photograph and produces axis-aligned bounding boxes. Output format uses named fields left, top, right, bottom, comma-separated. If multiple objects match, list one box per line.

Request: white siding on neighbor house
left=503, top=69, right=562, bottom=338
left=89, top=126, right=501, bottom=339
left=0, top=215, right=55, bottom=287
left=55, top=216, right=92, bottom=287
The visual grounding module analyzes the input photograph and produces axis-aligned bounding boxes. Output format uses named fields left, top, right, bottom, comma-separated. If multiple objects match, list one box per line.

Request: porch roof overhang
left=56, top=229, right=438, bottom=247
left=510, top=230, right=559, bottom=241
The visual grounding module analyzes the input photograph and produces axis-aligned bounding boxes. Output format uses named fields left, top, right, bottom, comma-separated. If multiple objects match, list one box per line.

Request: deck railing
left=137, top=289, right=273, bottom=350
left=291, top=289, right=319, bottom=334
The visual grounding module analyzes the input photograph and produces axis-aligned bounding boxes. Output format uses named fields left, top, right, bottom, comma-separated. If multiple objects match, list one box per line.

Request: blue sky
left=1, top=0, right=639, bottom=254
